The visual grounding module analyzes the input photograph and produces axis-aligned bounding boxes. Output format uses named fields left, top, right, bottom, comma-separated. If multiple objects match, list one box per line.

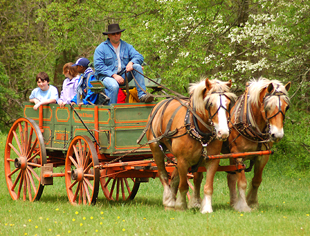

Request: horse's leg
left=201, top=160, right=220, bottom=213
left=227, top=172, right=238, bottom=206
left=227, top=158, right=238, bottom=206
left=247, top=155, right=269, bottom=208
left=234, top=170, right=251, bottom=212
left=150, top=143, right=175, bottom=209
left=175, top=159, right=189, bottom=211
left=188, top=171, right=203, bottom=209
left=170, top=167, right=179, bottom=202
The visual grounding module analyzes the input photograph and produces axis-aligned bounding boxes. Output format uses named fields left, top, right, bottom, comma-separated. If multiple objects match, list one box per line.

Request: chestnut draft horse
left=222, top=77, right=291, bottom=212
left=146, top=79, right=236, bottom=213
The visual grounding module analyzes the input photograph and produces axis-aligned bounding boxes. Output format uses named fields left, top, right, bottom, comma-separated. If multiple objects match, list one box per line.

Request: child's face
left=37, top=79, right=49, bottom=91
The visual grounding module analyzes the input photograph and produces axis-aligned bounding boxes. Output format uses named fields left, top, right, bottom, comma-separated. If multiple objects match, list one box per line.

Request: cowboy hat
left=102, top=24, right=125, bottom=35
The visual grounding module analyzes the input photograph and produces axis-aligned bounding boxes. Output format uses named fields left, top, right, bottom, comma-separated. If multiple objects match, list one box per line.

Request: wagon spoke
left=26, top=128, right=34, bottom=156
left=77, top=140, right=83, bottom=165
left=27, top=169, right=37, bottom=200
left=17, top=170, right=24, bottom=199
left=73, top=182, right=81, bottom=203
left=103, top=177, right=112, bottom=188
left=79, top=184, right=83, bottom=205
left=69, top=155, right=79, bottom=168
left=84, top=178, right=93, bottom=191
left=23, top=170, right=27, bottom=201
left=27, top=138, right=38, bottom=160
left=27, top=162, right=41, bottom=168
left=24, top=122, right=28, bottom=155
left=12, top=130, right=23, bottom=156
left=116, top=179, right=120, bottom=201
left=28, top=150, right=40, bottom=162
left=8, top=143, right=21, bottom=157
left=18, top=123, right=25, bottom=155
left=26, top=170, right=32, bottom=201
left=73, top=146, right=81, bottom=167
left=109, top=179, right=116, bottom=199
left=11, top=170, right=22, bottom=191
left=121, top=179, right=126, bottom=200
left=83, top=141, right=88, bottom=166
left=83, top=181, right=91, bottom=204
left=8, top=167, right=20, bottom=178
left=83, top=151, right=91, bottom=170
left=68, top=180, right=78, bottom=190
left=124, top=178, right=132, bottom=195
left=83, top=162, right=93, bottom=174
left=27, top=166, right=40, bottom=181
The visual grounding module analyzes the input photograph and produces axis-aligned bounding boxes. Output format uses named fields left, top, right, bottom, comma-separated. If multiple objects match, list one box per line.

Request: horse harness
left=137, top=92, right=233, bottom=173
left=228, top=86, right=288, bottom=173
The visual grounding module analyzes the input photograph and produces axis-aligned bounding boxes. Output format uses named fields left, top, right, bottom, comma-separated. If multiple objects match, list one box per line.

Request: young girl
left=29, top=72, right=59, bottom=110
left=58, top=62, right=79, bottom=108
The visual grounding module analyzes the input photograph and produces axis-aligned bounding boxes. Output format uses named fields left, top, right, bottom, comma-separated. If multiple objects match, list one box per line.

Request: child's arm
left=33, top=98, right=57, bottom=110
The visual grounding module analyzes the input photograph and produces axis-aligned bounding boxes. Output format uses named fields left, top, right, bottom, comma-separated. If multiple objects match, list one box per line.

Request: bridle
left=205, top=92, right=234, bottom=125
left=263, top=91, right=289, bottom=122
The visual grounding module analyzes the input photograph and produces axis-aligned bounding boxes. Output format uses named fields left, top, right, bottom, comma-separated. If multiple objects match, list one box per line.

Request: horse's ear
left=205, top=78, right=212, bottom=90
left=226, top=79, right=232, bottom=88
left=285, top=82, right=291, bottom=92
left=267, top=83, right=274, bottom=93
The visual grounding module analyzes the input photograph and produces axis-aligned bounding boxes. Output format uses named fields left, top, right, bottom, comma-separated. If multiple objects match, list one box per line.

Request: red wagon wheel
left=65, top=135, right=100, bottom=205
left=100, top=174, right=140, bottom=201
left=4, top=118, right=47, bottom=201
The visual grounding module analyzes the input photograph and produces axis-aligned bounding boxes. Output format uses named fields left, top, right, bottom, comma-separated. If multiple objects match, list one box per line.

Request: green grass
left=0, top=127, right=310, bottom=236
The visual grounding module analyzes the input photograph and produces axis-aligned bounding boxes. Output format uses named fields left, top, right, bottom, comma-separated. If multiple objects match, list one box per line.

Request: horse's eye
left=285, top=105, right=290, bottom=112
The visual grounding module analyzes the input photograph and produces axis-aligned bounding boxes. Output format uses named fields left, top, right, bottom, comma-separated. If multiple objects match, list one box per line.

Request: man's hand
left=126, top=62, right=134, bottom=72
left=113, top=74, right=124, bottom=85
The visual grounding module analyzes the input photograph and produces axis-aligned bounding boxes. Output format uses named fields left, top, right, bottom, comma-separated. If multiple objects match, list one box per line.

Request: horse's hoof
left=164, top=206, right=175, bottom=211
left=233, top=204, right=251, bottom=212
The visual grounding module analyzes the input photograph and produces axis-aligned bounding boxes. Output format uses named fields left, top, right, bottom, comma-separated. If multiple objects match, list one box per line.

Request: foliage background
left=0, top=0, right=310, bottom=172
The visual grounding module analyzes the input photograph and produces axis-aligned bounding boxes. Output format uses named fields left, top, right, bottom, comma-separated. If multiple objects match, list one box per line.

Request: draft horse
left=146, top=78, right=236, bottom=213
left=222, top=77, right=291, bottom=212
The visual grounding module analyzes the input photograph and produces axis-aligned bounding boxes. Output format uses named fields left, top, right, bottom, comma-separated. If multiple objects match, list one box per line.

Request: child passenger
left=29, top=72, right=59, bottom=110
left=71, top=57, right=98, bottom=107
left=58, top=62, right=79, bottom=108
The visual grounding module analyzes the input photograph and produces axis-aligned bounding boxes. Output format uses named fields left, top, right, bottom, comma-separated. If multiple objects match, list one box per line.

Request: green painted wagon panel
left=23, top=102, right=155, bottom=155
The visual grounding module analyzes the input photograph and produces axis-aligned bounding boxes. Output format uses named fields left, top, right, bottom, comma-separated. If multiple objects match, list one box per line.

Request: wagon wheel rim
left=100, top=175, right=140, bottom=201
left=4, top=118, right=46, bottom=201
left=65, top=135, right=99, bottom=205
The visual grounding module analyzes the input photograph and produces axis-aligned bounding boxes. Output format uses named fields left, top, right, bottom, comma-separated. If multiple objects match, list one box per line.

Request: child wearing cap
left=58, top=62, right=80, bottom=108
left=71, top=57, right=98, bottom=106
left=29, top=72, right=59, bottom=110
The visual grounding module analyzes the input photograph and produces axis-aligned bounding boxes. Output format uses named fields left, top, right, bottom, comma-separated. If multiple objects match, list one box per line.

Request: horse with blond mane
left=146, top=78, right=236, bottom=213
left=222, top=77, right=291, bottom=212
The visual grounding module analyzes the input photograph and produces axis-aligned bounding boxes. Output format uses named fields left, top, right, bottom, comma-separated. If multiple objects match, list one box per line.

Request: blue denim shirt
left=93, top=39, right=144, bottom=78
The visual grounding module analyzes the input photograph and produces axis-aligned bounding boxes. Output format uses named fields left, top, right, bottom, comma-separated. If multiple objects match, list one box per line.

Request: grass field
left=0, top=129, right=309, bottom=236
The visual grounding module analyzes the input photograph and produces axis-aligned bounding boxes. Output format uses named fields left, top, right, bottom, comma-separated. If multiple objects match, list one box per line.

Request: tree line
left=0, top=0, right=309, bottom=130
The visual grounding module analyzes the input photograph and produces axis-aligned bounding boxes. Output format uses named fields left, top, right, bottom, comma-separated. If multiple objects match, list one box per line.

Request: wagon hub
left=71, top=168, right=84, bottom=182
left=14, top=157, right=27, bottom=170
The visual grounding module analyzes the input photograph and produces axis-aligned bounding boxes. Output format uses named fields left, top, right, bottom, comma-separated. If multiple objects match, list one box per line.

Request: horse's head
left=190, top=78, right=236, bottom=141
left=258, top=80, right=291, bottom=142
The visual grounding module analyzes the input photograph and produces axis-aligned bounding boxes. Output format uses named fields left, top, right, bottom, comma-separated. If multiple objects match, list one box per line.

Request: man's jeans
left=99, top=64, right=147, bottom=104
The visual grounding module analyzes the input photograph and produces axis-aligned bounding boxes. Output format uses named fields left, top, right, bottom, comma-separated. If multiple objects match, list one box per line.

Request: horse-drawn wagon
left=5, top=77, right=286, bottom=213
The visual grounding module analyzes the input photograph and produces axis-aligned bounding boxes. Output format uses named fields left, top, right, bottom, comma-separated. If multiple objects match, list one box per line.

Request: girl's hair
left=63, top=62, right=79, bottom=77
left=36, top=72, right=49, bottom=82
